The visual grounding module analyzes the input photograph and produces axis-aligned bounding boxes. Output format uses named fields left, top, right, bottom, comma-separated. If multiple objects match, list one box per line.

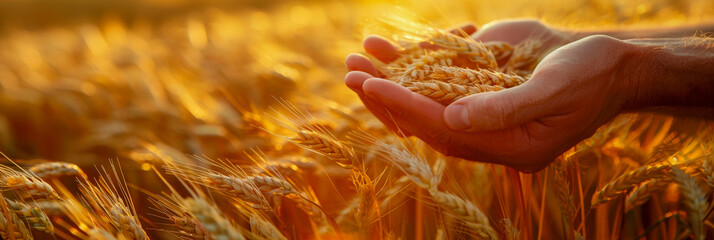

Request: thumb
left=443, top=86, right=547, bottom=132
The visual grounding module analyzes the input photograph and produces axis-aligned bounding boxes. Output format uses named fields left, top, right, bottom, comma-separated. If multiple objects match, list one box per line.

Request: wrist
left=619, top=38, right=714, bottom=110
left=614, top=41, right=662, bottom=111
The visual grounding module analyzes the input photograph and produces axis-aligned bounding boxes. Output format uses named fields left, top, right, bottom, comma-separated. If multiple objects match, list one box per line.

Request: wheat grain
left=552, top=160, right=575, bottom=227
left=373, top=141, right=437, bottom=189
left=502, top=218, right=520, bottom=240
left=671, top=166, right=707, bottom=240
left=428, top=189, right=490, bottom=226
left=406, top=80, right=504, bottom=105
left=183, top=197, right=246, bottom=240
left=106, top=204, right=146, bottom=240
left=405, top=65, right=527, bottom=88
left=0, top=208, right=32, bottom=240
left=28, top=162, right=87, bottom=180
left=32, top=200, right=66, bottom=216
left=505, top=39, right=543, bottom=72
left=401, top=49, right=458, bottom=81
left=180, top=172, right=270, bottom=210
left=0, top=166, right=59, bottom=200
left=483, top=41, right=513, bottom=61
left=290, top=130, right=356, bottom=168
left=4, top=199, right=53, bottom=234
left=592, top=164, right=671, bottom=206
left=428, top=29, right=498, bottom=69
left=79, top=164, right=148, bottom=240
left=624, top=178, right=671, bottom=212
left=700, top=157, right=714, bottom=189
left=250, top=215, right=286, bottom=240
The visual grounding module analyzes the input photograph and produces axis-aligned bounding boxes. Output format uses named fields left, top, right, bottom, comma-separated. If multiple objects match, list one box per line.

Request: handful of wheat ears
left=0, top=15, right=713, bottom=240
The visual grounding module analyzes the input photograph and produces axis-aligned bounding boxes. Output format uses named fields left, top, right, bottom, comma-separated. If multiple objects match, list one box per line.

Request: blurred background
left=0, top=0, right=712, bottom=239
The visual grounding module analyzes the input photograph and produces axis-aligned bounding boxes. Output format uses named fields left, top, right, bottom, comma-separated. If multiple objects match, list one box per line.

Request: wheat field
left=0, top=0, right=713, bottom=239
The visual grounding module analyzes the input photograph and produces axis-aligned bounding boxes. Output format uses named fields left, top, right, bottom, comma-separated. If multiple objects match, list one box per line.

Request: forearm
left=569, top=22, right=714, bottom=40
left=619, top=38, right=714, bottom=111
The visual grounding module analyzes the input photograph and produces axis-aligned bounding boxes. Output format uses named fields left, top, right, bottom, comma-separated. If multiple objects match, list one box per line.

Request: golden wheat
left=592, top=164, right=671, bottom=206
left=671, top=166, right=708, bottom=240
left=3, top=199, right=53, bottom=234
left=428, top=29, right=498, bottom=69
left=28, top=162, right=87, bottom=180
left=406, top=65, right=527, bottom=88
left=406, top=80, right=504, bottom=104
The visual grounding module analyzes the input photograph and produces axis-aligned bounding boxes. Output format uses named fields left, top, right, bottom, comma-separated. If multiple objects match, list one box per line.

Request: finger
left=345, top=72, right=412, bottom=136
left=443, top=83, right=555, bottom=132
left=362, top=78, right=548, bottom=168
left=448, top=23, right=477, bottom=37
left=345, top=53, right=381, bottom=77
left=363, top=35, right=400, bottom=63
left=362, top=78, right=449, bottom=138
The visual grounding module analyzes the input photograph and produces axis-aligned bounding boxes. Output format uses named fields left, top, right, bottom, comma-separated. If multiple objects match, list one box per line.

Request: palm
left=345, top=21, right=623, bottom=172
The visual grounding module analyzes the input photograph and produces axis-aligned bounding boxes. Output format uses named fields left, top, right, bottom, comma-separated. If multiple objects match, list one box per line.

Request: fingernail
left=444, top=104, right=471, bottom=130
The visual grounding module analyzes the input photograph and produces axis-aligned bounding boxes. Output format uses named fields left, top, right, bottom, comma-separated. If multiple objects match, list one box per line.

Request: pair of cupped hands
left=345, top=20, right=637, bottom=172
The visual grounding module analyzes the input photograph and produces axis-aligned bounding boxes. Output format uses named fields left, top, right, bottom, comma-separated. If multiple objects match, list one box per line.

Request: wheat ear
left=290, top=130, right=356, bottom=168
left=505, top=39, right=543, bottom=72
left=484, top=41, right=513, bottom=61
left=183, top=197, right=246, bottom=240
left=79, top=164, right=148, bottom=240
left=502, top=218, right=520, bottom=240
left=0, top=165, right=59, bottom=200
left=250, top=215, right=287, bottom=240
left=428, top=29, right=498, bottom=69
left=700, top=157, right=714, bottom=189
left=624, top=178, right=671, bottom=212
left=400, top=49, right=458, bottom=81
left=406, top=80, right=504, bottom=105
left=32, top=200, right=66, bottom=216
left=406, top=65, right=527, bottom=88
left=4, top=199, right=53, bottom=234
left=591, top=164, right=671, bottom=206
left=28, top=162, right=87, bottom=180
left=671, top=166, right=707, bottom=240
left=0, top=209, right=32, bottom=240
left=165, top=168, right=270, bottom=210
left=552, top=160, right=576, bottom=228
left=0, top=197, right=33, bottom=240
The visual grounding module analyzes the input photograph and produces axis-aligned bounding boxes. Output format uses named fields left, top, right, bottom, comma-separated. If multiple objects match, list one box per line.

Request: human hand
left=470, top=19, right=574, bottom=48
left=346, top=29, right=636, bottom=171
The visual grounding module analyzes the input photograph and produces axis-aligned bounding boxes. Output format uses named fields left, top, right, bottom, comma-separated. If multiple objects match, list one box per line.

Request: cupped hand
left=346, top=21, right=633, bottom=171
left=472, top=19, right=574, bottom=49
